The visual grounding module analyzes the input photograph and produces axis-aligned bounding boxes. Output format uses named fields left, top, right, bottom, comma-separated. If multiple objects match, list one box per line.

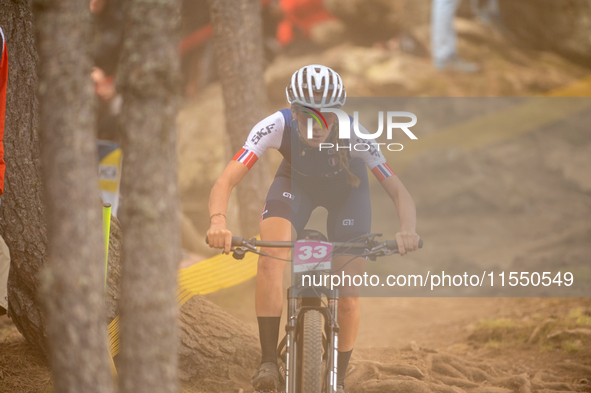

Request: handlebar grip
left=231, top=237, right=245, bottom=247
left=385, top=239, right=423, bottom=250
left=385, top=240, right=397, bottom=250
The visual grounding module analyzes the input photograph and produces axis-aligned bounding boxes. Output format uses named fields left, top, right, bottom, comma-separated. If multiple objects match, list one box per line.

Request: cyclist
left=207, top=64, right=420, bottom=393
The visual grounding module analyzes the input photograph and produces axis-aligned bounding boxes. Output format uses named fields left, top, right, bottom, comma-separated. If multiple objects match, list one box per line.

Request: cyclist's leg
left=256, top=216, right=294, bottom=317
left=253, top=177, right=312, bottom=390
left=256, top=176, right=312, bottom=318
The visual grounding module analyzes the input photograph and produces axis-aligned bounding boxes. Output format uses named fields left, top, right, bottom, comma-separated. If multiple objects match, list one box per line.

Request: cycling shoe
left=252, top=362, right=281, bottom=391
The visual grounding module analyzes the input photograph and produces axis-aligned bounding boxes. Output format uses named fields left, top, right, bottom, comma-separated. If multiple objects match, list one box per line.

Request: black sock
left=258, top=316, right=281, bottom=364
left=337, top=349, right=353, bottom=387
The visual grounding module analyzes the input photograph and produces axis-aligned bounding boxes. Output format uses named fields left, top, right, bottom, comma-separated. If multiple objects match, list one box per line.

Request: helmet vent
left=285, top=64, right=346, bottom=109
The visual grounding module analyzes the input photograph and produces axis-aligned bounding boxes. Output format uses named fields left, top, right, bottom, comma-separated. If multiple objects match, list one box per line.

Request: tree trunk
left=117, top=0, right=181, bottom=392
left=208, top=0, right=270, bottom=237
left=0, top=0, right=49, bottom=356
left=105, top=218, right=260, bottom=392
left=34, top=0, right=115, bottom=391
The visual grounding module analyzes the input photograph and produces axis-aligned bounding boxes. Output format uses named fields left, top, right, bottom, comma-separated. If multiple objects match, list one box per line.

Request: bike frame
left=208, top=234, right=422, bottom=393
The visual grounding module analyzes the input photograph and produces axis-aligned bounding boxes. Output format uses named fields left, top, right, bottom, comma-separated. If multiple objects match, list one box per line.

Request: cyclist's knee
left=257, top=252, right=288, bottom=275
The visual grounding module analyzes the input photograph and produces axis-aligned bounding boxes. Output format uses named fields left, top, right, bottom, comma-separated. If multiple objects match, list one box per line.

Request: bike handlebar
left=206, top=236, right=423, bottom=251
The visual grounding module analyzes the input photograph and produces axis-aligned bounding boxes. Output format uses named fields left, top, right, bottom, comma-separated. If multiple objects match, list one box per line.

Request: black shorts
left=261, top=173, right=372, bottom=244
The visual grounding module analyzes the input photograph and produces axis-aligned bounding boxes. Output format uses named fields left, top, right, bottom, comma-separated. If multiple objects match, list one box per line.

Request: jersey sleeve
left=232, top=111, right=285, bottom=169
left=349, top=123, right=396, bottom=182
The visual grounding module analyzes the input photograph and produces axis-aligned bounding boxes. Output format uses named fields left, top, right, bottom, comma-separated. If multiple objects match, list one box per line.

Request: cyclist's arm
left=207, top=111, right=285, bottom=253
left=208, top=161, right=249, bottom=253
left=349, top=131, right=420, bottom=255
left=379, top=175, right=420, bottom=255
left=379, top=175, right=417, bottom=233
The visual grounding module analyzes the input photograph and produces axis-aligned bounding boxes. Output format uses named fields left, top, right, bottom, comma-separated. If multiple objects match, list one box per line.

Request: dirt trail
left=1, top=16, right=591, bottom=393
left=200, top=98, right=591, bottom=391
left=357, top=298, right=508, bottom=349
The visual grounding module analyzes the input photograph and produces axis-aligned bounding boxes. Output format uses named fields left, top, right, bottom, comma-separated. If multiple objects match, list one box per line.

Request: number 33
left=297, top=245, right=328, bottom=260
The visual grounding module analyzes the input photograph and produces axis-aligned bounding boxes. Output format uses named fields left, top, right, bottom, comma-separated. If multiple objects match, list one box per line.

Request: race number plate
left=293, top=240, right=333, bottom=273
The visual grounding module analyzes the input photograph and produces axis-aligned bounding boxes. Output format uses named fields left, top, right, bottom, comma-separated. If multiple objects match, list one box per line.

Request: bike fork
left=327, top=294, right=339, bottom=393
left=285, top=288, right=298, bottom=393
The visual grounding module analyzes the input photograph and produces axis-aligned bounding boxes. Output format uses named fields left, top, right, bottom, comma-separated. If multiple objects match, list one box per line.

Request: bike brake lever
left=231, top=243, right=267, bottom=260
left=361, top=233, right=382, bottom=244
left=365, top=244, right=399, bottom=261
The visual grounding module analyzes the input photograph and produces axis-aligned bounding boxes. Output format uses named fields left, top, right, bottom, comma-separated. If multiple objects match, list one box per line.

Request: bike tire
left=300, top=310, right=324, bottom=393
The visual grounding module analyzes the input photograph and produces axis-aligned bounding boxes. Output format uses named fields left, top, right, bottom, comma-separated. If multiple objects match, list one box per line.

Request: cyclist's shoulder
left=252, top=109, right=290, bottom=130
left=244, top=110, right=290, bottom=153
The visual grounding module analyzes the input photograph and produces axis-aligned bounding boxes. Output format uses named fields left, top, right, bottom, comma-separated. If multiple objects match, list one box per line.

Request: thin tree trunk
left=117, top=0, right=181, bottom=391
left=34, top=0, right=115, bottom=391
left=106, top=219, right=260, bottom=393
left=208, top=0, right=270, bottom=237
left=0, top=0, right=48, bottom=356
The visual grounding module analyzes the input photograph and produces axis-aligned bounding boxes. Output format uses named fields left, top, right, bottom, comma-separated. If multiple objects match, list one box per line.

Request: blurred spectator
left=277, top=0, right=335, bottom=47
left=431, top=0, right=479, bottom=73
left=91, top=0, right=124, bottom=142
left=0, top=26, right=9, bottom=316
left=91, top=66, right=122, bottom=142
left=91, top=0, right=123, bottom=78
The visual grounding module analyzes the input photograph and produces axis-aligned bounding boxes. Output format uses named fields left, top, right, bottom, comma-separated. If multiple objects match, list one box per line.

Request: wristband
left=210, top=213, right=226, bottom=221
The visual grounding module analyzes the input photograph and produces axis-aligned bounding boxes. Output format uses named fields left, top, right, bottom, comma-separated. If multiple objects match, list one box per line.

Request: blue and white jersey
left=233, top=109, right=395, bottom=183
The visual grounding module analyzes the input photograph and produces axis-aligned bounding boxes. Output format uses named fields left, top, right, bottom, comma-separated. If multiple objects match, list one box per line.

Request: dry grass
left=469, top=302, right=591, bottom=360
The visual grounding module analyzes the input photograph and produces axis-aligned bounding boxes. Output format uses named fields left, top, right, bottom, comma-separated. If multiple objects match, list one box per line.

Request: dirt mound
left=263, top=18, right=589, bottom=101
left=177, top=296, right=259, bottom=392
left=500, top=0, right=591, bottom=64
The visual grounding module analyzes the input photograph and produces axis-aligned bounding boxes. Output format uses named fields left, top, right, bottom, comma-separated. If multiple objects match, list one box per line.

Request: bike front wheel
left=300, top=310, right=324, bottom=393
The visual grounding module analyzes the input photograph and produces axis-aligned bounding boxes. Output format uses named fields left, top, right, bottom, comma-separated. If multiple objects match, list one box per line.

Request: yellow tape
left=108, top=250, right=259, bottom=357
left=546, top=74, right=591, bottom=97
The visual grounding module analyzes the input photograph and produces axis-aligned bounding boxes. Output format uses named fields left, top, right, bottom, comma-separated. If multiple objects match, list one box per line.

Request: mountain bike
left=209, top=231, right=422, bottom=393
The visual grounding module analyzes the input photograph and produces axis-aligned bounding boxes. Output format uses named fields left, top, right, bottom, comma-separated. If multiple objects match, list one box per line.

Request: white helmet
left=286, top=64, right=346, bottom=109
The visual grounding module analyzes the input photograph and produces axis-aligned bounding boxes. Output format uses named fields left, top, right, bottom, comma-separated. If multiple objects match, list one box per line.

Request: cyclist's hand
left=207, top=223, right=233, bottom=254
left=395, top=231, right=420, bottom=256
